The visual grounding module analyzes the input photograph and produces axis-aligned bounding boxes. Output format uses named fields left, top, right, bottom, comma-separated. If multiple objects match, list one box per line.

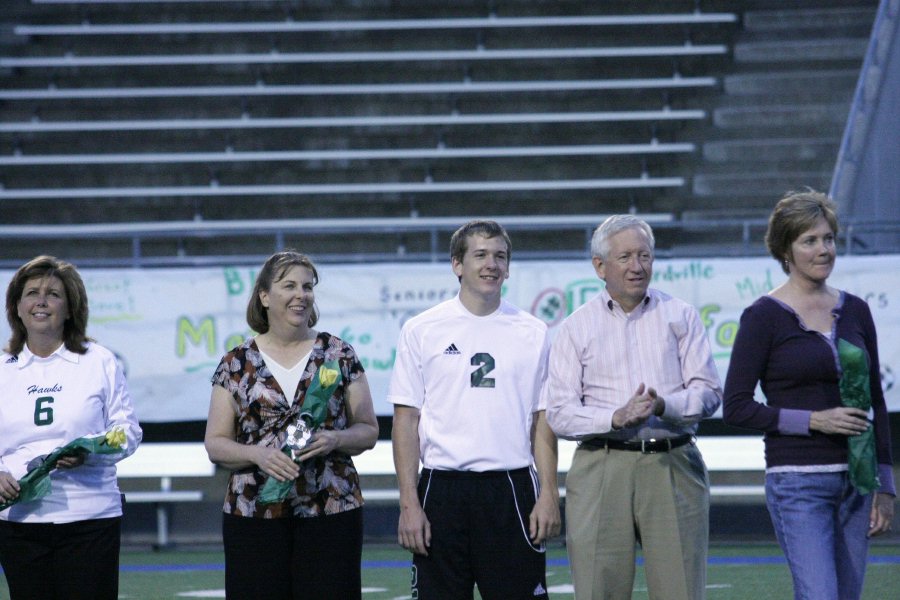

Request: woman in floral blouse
left=205, top=251, right=379, bottom=600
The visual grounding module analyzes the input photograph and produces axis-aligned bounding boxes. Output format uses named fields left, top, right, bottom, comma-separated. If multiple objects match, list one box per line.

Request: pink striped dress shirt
left=545, top=288, right=722, bottom=441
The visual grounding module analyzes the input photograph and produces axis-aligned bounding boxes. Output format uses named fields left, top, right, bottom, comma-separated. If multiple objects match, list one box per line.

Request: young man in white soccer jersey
left=389, top=220, right=560, bottom=600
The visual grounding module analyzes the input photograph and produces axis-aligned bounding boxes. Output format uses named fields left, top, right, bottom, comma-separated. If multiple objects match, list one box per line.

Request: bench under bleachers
left=354, top=438, right=766, bottom=504
left=116, top=442, right=216, bottom=548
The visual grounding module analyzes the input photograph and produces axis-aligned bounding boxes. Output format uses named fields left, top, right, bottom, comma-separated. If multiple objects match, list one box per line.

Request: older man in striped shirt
left=545, top=214, right=722, bottom=600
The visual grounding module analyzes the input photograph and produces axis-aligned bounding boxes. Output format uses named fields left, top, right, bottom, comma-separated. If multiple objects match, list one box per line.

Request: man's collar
left=603, top=289, right=653, bottom=313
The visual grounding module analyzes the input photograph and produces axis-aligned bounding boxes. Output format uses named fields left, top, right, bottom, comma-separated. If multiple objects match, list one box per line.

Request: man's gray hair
left=590, top=214, right=655, bottom=259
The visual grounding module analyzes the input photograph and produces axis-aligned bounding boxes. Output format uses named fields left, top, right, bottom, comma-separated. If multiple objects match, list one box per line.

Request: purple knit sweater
left=723, top=292, right=895, bottom=495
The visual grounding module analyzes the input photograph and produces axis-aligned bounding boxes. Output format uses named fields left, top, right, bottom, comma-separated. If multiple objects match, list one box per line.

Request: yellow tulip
left=318, top=366, right=339, bottom=388
left=105, top=427, right=126, bottom=449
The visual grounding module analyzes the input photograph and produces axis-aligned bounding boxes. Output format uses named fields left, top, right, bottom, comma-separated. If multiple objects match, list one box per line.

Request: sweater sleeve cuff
left=778, top=409, right=811, bottom=436
left=878, top=464, right=897, bottom=496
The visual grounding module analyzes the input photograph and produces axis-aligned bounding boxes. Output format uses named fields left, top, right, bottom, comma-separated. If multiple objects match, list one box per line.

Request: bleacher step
left=734, top=38, right=867, bottom=63
left=702, top=137, right=838, bottom=163
left=743, top=8, right=877, bottom=33
left=723, top=69, right=860, bottom=96
left=693, top=170, right=832, bottom=197
left=713, top=102, right=850, bottom=129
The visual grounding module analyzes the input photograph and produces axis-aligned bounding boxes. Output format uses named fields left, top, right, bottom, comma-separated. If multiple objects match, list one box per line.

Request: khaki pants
left=565, top=442, right=710, bottom=600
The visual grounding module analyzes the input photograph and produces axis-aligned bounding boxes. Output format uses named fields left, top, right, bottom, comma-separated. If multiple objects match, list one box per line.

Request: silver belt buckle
left=640, top=438, right=671, bottom=454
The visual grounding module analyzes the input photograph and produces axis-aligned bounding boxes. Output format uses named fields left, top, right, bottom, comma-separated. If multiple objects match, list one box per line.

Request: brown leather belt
left=580, top=434, right=693, bottom=454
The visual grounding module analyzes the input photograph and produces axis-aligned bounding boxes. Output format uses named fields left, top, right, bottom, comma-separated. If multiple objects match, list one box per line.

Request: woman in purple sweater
left=723, top=190, right=894, bottom=600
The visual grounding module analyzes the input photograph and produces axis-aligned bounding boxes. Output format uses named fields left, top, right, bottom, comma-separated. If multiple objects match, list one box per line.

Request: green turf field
left=1, top=543, right=898, bottom=599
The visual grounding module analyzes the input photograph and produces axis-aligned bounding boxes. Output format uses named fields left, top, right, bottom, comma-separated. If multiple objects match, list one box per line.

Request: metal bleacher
left=0, top=213, right=678, bottom=267
left=0, top=44, right=729, bottom=68
left=12, top=9, right=738, bottom=34
left=19, top=1, right=894, bottom=266
left=0, top=108, right=708, bottom=133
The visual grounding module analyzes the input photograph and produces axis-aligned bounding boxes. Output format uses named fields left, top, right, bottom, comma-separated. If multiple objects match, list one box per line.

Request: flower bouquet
left=0, top=426, right=129, bottom=512
left=838, top=338, right=879, bottom=494
left=258, top=361, right=342, bottom=504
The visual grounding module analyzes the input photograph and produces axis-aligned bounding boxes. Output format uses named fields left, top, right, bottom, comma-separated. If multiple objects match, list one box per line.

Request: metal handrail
left=15, top=13, right=738, bottom=34
left=0, top=44, right=728, bottom=69
left=0, top=76, right=718, bottom=101
left=0, top=109, right=707, bottom=134
left=2, top=217, right=896, bottom=268
left=0, top=214, right=672, bottom=239
left=0, top=143, right=695, bottom=166
left=0, top=177, right=685, bottom=199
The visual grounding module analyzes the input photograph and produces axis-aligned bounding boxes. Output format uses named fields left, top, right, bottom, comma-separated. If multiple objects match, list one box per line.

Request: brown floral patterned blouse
left=211, top=332, right=366, bottom=518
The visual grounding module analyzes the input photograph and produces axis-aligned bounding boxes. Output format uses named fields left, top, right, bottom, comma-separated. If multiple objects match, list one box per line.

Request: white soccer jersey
left=388, top=295, right=550, bottom=471
left=0, top=342, right=142, bottom=523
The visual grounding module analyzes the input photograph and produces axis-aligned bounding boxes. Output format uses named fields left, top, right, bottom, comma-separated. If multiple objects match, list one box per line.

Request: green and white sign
left=2, top=255, right=897, bottom=420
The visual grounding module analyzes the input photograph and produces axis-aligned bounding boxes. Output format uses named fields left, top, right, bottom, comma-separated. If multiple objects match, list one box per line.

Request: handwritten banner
left=1, top=255, right=896, bottom=420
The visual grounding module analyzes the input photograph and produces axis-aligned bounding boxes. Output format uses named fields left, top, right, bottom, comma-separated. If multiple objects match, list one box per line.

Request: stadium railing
left=15, top=13, right=738, bottom=36
left=0, top=44, right=728, bottom=69
left=0, top=177, right=686, bottom=200
left=0, top=142, right=696, bottom=167
left=0, top=76, right=718, bottom=101
left=0, top=214, right=677, bottom=268
left=0, top=108, right=708, bottom=134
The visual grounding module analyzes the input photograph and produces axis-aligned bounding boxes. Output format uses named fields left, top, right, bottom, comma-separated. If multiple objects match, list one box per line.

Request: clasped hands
left=256, top=430, right=343, bottom=482
left=611, top=383, right=665, bottom=430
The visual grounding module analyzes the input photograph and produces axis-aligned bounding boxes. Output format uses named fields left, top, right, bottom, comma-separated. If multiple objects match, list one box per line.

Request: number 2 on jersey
left=470, top=352, right=496, bottom=388
left=34, top=396, right=54, bottom=426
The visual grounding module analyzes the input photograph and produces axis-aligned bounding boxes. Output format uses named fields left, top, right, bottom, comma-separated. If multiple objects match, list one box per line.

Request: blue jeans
left=765, top=471, right=872, bottom=600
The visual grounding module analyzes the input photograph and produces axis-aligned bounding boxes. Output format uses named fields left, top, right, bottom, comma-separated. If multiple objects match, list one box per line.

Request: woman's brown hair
left=5, top=255, right=91, bottom=355
left=246, top=251, right=320, bottom=332
left=765, top=189, right=839, bottom=274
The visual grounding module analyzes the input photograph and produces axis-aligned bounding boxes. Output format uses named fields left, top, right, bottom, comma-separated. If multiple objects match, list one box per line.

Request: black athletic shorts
left=411, top=467, right=549, bottom=600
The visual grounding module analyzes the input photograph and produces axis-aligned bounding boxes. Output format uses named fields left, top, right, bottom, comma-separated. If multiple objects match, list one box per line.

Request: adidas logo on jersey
left=443, top=343, right=461, bottom=355
left=533, top=583, right=547, bottom=596
left=5, top=355, right=18, bottom=363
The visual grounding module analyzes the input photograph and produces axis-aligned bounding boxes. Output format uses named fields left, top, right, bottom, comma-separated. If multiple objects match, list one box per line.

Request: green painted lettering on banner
left=359, top=349, right=397, bottom=371
left=716, top=320, right=739, bottom=347
left=373, top=348, right=396, bottom=370
left=176, top=316, right=216, bottom=356
left=699, top=303, right=739, bottom=353
left=339, top=326, right=373, bottom=346
left=224, top=332, right=247, bottom=351
left=224, top=268, right=244, bottom=296
left=699, top=303, right=720, bottom=330
left=566, top=279, right=604, bottom=313
left=652, top=261, right=714, bottom=283
left=735, top=269, right=774, bottom=300
left=340, top=327, right=394, bottom=371
left=224, top=268, right=257, bottom=297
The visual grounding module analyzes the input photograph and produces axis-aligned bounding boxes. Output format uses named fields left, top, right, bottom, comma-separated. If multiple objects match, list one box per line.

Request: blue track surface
left=116, top=554, right=900, bottom=573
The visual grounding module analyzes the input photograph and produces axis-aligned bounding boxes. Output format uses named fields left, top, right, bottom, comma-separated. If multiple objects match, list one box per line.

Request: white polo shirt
left=388, top=295, right=549, bottom=471
left=0, top=342, right=142, bottom=523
